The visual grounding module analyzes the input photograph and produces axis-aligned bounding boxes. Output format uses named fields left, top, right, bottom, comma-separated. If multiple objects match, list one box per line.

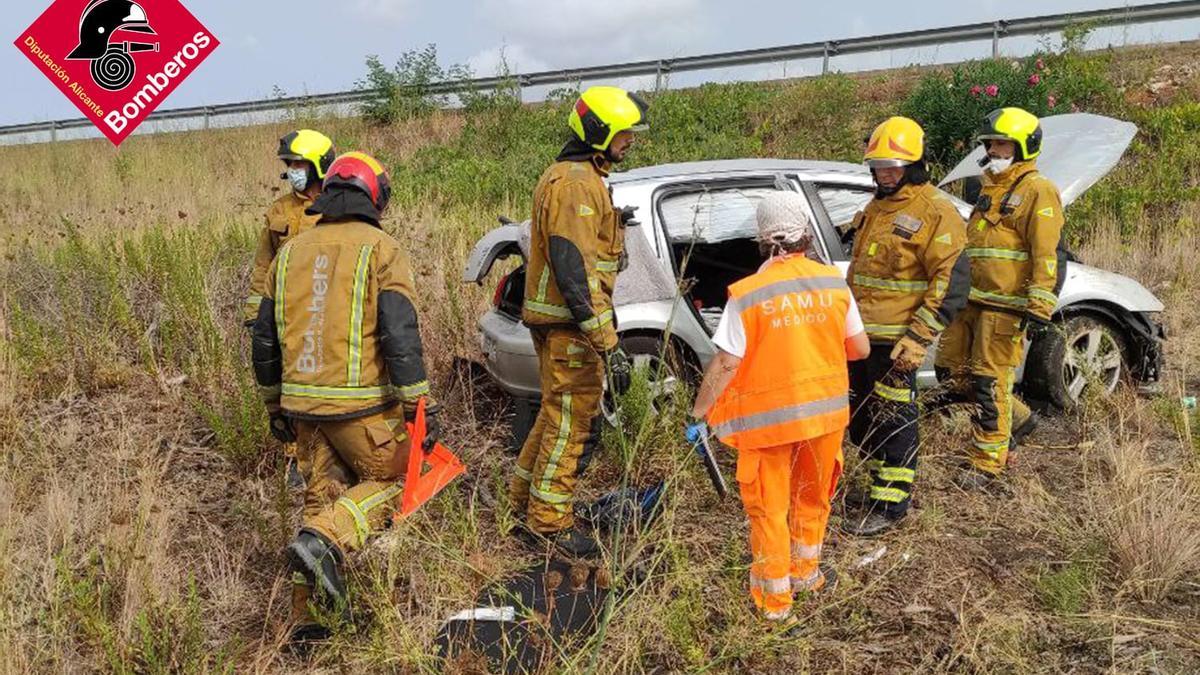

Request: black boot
left=1010, top=411, right=1040, bottom=456
left=286, top=529, right=347, bottom=608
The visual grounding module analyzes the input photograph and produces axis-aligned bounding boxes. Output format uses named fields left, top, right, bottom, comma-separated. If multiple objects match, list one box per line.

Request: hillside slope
left=0, top=41, right=1198, bottom=673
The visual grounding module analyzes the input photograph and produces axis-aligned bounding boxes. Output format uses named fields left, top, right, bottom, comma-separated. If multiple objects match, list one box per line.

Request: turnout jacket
left=965, top=161, right=1066, bottom=322
left=252, top=217, right=431, bottom=420
left=522, top=154, right=624, bottom=352
left=243, top=191, right=320, bottom=325
left=846, top=182, right=970, bottom=345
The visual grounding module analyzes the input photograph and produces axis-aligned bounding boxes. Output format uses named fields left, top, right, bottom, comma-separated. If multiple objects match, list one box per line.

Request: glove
left=617, top=205, right=640, bottom=227
left=605, top=348, right=633, bottom=396
left=684, top=416, right=708, bottom=449
left=889, top=335, right=927, bottom=372
left=422, top=406, right=441, bottom=454
left=269, top=412, right=296, bottom=443
left=1021, top=312, right=1052, bottom=337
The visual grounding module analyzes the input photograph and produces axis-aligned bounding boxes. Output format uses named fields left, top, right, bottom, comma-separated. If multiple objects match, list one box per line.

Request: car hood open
left=939, top=113, right=1137, bottom=207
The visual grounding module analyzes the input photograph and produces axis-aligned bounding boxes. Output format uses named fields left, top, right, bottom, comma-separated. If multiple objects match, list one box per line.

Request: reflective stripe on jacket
left=966, top=162, right=1065, bottom=321
left=244, top=191, right=319, bottom=324
left=707, top=256, right=852, bottom=451
left=522, top=156, right=624, bottom=351
left=256, top=218, right=430, bottom=419
left=845, top=182, right=969, bottom=345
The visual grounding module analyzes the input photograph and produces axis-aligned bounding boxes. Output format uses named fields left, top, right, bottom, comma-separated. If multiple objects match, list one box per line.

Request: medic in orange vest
left=687, top=192, right=870, bottom=623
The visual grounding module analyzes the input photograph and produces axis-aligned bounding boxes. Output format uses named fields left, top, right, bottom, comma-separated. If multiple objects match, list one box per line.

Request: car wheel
left=1023, top=314, right=1127, bottom=409
left=602, top=334, right=686, bottom=428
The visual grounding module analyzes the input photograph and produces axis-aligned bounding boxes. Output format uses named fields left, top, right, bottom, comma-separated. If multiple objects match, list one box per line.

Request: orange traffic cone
left=397, top=398, right=466, bottom=517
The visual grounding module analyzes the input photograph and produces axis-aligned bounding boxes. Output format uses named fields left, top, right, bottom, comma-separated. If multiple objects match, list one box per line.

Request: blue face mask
left=287, top=167, right=310, bottom=192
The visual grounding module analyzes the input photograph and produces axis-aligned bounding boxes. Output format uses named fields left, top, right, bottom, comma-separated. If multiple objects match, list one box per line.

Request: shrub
left=901, top=38, right=1114, bottom=166
left=356, top=44, right=472, bottom=125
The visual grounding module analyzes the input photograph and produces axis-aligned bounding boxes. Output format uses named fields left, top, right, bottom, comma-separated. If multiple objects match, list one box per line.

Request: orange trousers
left=736, top=429, right=843, bottom=617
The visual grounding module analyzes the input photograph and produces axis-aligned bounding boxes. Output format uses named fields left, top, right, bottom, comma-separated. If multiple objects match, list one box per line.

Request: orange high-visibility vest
left=708, top=256, right=852, bottom=451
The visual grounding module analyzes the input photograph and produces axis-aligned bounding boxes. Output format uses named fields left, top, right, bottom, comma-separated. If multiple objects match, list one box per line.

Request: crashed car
left=464, top=114, right=1165, bottom=444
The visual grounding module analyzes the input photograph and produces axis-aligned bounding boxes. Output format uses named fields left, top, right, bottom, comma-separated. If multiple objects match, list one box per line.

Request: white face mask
left=984, top=156, right=1013, bottom=175
left=287, top=167, right=310, bottom=192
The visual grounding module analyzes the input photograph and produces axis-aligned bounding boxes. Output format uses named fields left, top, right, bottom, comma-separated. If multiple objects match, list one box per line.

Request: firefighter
left=245, top=130, right=336, bottom=491
left=842, top=117, right=970, bottom=537
left=688, top=191, right=869, bottom=622
left=243, top=129, right=336, bottom=326
left=934, top=107, right=1063, bottom=488
left=251, top=151, right=438, bottom=644
left=507, top=86, right=647, bottom=558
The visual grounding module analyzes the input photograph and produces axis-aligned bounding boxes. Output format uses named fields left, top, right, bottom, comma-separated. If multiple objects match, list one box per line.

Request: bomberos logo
left=15, top=0, right=219, bottom=146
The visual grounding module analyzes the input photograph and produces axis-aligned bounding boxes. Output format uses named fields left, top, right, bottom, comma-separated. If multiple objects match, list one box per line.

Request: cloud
left=467, top=43, right=549, bottom=77
left=479, top=0, right=709, bottom=68
left=353, top=0, right=412, bottom=23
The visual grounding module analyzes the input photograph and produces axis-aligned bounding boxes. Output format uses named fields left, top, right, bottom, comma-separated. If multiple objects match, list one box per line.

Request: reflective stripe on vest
left=1028, top=288, right=1058, bottom=306
left=852, top=274, right=928, bottom=293
left=966, top=247, right=1029, bottom=261
left=282, top=383, right=392, bottom=400
left=969, top=287, right=1028, bottom=308
left=712, top=394, right=848, bottom=440
left=347, top=244, right=374, bottom=387
left=274, top=245, right=292, bottom=335
left=736, top=275, right=846, bottom=308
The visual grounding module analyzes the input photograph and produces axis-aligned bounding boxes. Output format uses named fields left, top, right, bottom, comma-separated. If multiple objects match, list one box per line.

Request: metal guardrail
left=5, top=0, right=1200, bottom=143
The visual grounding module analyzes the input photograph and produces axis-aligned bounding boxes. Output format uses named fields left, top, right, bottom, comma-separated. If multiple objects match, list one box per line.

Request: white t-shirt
left=712, top=290, right=865, bottom=358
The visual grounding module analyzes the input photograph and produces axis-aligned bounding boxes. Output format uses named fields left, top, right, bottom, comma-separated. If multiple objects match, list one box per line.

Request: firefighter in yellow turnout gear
left=935, top=108, right=1064, bottom=487
left=508, top=86, right=647, bottom=557
left=252, top=152, right=439, bottom=644
left=244, top=129, right=336, bottom=326
left=843, top=117, right=970, bottom=537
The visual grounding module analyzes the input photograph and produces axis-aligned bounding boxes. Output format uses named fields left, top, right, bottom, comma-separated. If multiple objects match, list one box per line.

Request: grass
left=1, top=41, right=1199, bottom=672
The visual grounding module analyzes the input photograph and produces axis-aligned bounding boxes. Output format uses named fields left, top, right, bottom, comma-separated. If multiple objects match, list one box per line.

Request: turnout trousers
left=509, top=327, right=605, bottom=534
left=288, top=406, right=411, bottom=627
left=737, top=430, right=844, bottom=617
left=848, top=345, right=919, bottom=518
left=934, top=303, right=1031, bottom=475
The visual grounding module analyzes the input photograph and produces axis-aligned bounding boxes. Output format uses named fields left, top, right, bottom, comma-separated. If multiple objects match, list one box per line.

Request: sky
left=4, top=0, right=1199, bottom=126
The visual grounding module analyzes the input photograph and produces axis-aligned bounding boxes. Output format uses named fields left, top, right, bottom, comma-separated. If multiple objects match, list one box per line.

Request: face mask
left=287, top=167, right=310, bottom=192
left=984, top=156, right=1013, bottom=175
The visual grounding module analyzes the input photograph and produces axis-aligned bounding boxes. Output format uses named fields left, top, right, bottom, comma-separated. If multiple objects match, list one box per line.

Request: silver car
left=464, top=114, right=1165, bottom=444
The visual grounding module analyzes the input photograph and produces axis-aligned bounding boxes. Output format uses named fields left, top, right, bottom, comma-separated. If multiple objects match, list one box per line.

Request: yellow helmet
left=977, top=107, right=1042, bottom=161
left=277, top=129, right=336, bottom=179
left=568, top=86, right=649, bottom=151
left=863, top=116, right=925, bottom=168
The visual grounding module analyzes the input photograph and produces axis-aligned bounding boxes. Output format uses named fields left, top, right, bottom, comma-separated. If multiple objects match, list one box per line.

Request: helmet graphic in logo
left=65, top=0, right=159, bottom=92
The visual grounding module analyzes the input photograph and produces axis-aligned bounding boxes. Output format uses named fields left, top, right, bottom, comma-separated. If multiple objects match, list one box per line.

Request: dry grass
left=1, top=45, right=1199, bottom=673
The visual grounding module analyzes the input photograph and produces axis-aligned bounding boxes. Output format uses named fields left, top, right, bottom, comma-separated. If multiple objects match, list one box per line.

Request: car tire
left=1022, top=314, right=1128, bottom=410
left=601, top=334, right=689, bottom=427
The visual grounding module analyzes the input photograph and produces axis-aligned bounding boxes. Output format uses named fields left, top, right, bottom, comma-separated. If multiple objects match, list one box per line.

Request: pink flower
left=985, top=84, right=999, bottom=97
left=1028, top=73, right=1041, bottom=86
left=970, top=85, right=983, bottom=97
left=1047, top=94, right=1057, bottom=108
left=1036, top=58, right=1046, bottom=71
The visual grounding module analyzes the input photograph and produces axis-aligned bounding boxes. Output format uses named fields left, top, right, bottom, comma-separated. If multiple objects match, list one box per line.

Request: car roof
left=609, top=159, right=870, bottom=184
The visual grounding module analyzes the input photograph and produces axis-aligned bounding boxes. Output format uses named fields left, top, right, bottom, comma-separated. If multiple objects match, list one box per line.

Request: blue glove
left=685, top=418, right=708, bottom=449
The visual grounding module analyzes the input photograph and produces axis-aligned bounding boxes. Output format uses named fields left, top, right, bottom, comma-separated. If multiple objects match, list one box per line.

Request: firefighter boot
left=287, top=573, right=330, bottom=653
left=287, top=529, right=347, bottom=610
left=551, top=526, right=602, bottom=559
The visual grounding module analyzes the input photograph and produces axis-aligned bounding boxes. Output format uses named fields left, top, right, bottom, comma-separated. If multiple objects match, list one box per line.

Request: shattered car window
left=660, top=187, right=780, bottom=244
left=816, top=186, right=873, bottom=231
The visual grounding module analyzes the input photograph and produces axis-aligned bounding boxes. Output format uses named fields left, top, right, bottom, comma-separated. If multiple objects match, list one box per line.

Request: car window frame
left=651, top=175, right=830, bottom=279
left=801, top=180, right=876, bottom=263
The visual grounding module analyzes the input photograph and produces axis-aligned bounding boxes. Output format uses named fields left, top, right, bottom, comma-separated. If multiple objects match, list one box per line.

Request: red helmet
left=323, top=151, right=391, bottom=211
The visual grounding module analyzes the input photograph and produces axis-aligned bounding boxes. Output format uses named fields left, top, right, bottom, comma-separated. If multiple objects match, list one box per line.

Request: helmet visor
left=865, top=158, right=912, bottom=169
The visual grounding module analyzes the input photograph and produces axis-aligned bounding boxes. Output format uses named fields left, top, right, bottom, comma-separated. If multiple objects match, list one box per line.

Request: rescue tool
left=694, top=431, right=729, bottom=499
left=396, top=398, right=465, bottom=518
